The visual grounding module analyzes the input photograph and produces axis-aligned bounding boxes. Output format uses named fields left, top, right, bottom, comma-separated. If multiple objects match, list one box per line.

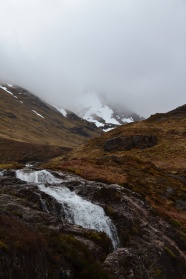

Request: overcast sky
left=0, top=0, right=186, bottom=117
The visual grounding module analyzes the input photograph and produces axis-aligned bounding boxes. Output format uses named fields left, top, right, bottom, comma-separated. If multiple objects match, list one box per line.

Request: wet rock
left=103, top=135, right=157, bottom=152
left=0, top=174, right=112, bottom=279
left=58, top=269, right=71, bottom=279
left=103, top=244, right=185, bottom=279
left=165, top=187, right=174, bottom=197
left=60, top=172, right=186, bottom=278
left=0, top=170, right=186, bottom=279
left=3, top=170, right=16, bottom=177
left=166, top=187, right=174, bottom=194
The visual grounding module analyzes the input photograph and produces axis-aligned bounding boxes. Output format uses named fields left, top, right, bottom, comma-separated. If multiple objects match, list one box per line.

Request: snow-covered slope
left=74, top=92, right=144, bottom=131
left=54, top=106, right=67, bottom=117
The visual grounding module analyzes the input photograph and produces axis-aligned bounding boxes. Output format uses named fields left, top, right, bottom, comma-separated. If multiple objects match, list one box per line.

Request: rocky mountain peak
left=73, top=91, right=144, bottom=131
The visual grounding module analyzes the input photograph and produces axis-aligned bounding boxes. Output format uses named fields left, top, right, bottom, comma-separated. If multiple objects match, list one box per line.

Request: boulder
left=103, top=135, right=157, bottom=152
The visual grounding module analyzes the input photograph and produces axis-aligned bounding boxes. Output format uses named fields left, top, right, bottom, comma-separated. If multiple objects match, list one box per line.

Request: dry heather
left=45, top=105, right=186, bottom=232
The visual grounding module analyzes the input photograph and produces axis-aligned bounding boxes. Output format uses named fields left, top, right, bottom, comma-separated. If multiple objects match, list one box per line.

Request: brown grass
left=45, top=107, right=186, bottom=232
left=0, top=87, right=102, bottom=163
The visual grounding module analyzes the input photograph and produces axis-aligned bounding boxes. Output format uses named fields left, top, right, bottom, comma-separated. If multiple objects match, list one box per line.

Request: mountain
left=56, top=104, right=186, bottom=174
left=0, top=84, right=102, bottom=163
left=1, top=99, right=186, bottom=278
left=49, top=103, right=186, bottom=225
left=74, top=92, right=144, bottom=131
left=44, top=104, right=186, bottom=277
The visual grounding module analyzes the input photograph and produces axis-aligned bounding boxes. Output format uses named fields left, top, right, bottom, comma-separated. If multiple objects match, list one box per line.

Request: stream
left=15, top=168, right=120, bottom=249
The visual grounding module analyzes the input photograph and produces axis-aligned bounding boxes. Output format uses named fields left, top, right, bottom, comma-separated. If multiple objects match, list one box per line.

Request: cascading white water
left=16, top=169, right=62, bottom=185
left=16, top=169, right=120, bottom=249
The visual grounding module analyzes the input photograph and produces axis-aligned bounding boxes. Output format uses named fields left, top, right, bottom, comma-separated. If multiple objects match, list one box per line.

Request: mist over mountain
left=1, top=1, right=186, bottom=278
left=0, top=83, right=102, bottom=163
left=0, top=0, right=186, bottom=117
left=72, top=91, right=144, bottom=131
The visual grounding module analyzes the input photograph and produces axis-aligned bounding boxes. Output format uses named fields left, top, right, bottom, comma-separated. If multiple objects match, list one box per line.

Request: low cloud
left=0, top=0, right=186, bottom=117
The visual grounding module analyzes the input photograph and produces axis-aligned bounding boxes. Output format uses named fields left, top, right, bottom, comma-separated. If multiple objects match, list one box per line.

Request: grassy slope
left=45, top=105, right=186, bottom=232
left=60, top=105, right=186, bottom=172
left=0, top=86, right=102, bottom=163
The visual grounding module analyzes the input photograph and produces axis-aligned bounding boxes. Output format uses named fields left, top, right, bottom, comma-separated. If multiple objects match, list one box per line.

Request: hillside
left=46, top=105, right=186, bottom=231
left=1, top=102, right=186, bottom=278
left=0, top=84, right=102, bottom=163
left=41, top=104, right=186, bottom=277
left=61, top=104, right=186, bottom=172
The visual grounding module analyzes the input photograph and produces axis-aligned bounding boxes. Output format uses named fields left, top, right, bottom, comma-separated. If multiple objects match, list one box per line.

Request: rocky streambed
left=0, top=167, right=185, bottom=278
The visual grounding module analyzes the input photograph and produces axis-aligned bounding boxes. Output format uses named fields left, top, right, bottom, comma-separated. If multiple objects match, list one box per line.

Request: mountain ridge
left=74, top=92, right=144, bottom=131
left=0, top=84, right=102, bottom=163
left=1, top=92, right=186, bottom=278
left=45, top=103, right=186, bottom=231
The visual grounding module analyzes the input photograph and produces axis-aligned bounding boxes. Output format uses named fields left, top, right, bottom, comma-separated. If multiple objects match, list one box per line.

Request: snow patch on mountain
left=54, top=106, right=67, bottom=117
left=104, top=127, right=114, bottom=132
left=122, top=117, right=134, bottom=123
left=74, top=92, right=121, bottom=131
left=83, top=104, right=120, bottom=127
left=0, top=85, right=17, bottom=99
left=32, top=110, right=44, bottom=118
left=73, top=91, right=143, bottom=131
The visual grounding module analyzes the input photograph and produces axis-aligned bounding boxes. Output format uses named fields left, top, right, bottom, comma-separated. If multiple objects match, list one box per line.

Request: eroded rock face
left=64, top=176, right=186, bottom=279
left=0, top=175, right=111, bottom=279
left=0, top=170, right=186, bottom=279
left=103, top=135, right=157, bottom=152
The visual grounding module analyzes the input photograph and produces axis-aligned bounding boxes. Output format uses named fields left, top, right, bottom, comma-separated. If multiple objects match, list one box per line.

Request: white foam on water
left=16, top=169, right=120, bottom=249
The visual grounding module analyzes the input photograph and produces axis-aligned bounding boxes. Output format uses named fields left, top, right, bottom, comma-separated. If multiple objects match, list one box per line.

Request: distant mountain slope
left=47, top=104, right=186, bottom=232
left=62, top=104, right=186, bottom=172
left=74, top=92, right=144, bottom=131
left=0, top=84, right=102, bottom=163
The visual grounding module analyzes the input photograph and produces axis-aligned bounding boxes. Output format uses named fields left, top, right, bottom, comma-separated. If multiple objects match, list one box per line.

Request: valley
left=0, top=85, right=186, bottom=278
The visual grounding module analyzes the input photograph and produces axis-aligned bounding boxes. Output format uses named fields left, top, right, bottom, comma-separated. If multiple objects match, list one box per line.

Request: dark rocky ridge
left=103, top=135, right=157, bottom=152
left=0, top=170, right=185, bottom=278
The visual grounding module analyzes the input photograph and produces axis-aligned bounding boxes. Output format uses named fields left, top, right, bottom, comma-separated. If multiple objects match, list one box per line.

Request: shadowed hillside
left=0, top=84, right=102, bottom=163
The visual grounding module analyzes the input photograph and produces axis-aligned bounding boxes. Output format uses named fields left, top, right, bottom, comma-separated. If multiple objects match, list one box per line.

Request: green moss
left=170, top=218, right=181, bottom=228
left=164, top=246, right=176, bottom=258
left=0, top=241, right=8, bottom=253
left=86, top=230, right=111, bottom=252
left=178, top=231, right=186, bottom=246
left=104, top=205, right=115, bottom=216
left=48, top=233, right=111, bottom=279
left=149, top=266, right=162, bottom=278
left=131, top=225, right=140, bottom=235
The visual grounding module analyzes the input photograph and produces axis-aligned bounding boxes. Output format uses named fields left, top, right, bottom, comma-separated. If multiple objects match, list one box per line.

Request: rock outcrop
left=0, top=169, right=186, bottom=278
left=0, top=174, right=111, bottom=279
left=103, top=135, right=157, bottom=152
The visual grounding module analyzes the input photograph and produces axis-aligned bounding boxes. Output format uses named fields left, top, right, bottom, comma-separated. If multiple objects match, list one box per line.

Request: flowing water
left=16, top=169, right=120, bottom=249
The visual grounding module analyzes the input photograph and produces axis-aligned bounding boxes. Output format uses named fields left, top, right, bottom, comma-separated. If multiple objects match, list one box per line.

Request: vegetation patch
left=0, top=241, right=8, bottom=253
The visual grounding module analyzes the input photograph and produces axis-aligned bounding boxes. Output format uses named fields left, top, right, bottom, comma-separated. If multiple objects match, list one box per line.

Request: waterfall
left=16, top=169, right=120, bottom=249
left=16, top=169, right=62, bottom=185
